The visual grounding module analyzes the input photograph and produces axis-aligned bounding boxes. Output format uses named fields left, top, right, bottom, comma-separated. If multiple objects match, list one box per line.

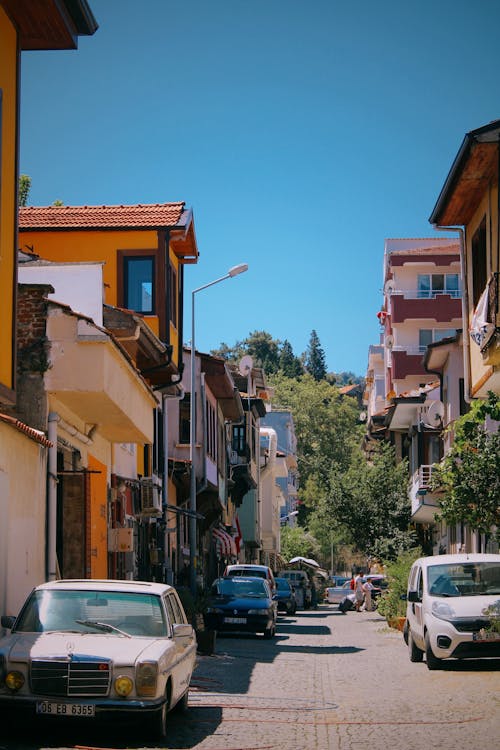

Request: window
left=179, top=394, right=190, bottom=444
left=471, top=217, right=487, bottom=307
left=232, top=424, right=246, bottom=455
left=168, top=265, right=177, bottom=328
left=417, top=273, right=460, bottom=298
left=419, top=328, right=456, bottom=351
left=124, top=256, right=154, bottom=313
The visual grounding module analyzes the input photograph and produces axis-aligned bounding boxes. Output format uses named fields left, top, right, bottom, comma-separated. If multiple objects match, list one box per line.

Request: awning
left=213, top=527, right=237, bottom=558
left=288, top=556, right=320, bottom=569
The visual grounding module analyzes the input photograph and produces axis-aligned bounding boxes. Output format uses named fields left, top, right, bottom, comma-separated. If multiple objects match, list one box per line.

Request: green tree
left=432, top=392, right=500, bottom=542
left=304, top=329, right=327, bottom=381
left=18, top=174, right=32, bottom=207
left=326, top=442, right=416, bottom=560
left=280, top=525, right=320, bottom=562
left=279, top=339, right=303, bottom=378
left=211, top=330, right=281, bottom=373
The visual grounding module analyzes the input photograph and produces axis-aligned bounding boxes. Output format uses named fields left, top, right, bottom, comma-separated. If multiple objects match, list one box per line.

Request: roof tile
left=19, top=202, right=186, bottom=230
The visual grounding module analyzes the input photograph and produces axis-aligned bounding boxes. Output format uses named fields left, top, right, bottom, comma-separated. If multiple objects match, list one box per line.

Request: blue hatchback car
left=204, top=577, right=277, bottom=638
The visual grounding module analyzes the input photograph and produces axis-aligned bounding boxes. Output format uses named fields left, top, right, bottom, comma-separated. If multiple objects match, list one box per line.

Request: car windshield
left=427, top=562, right=500, bottom=597
left=227, top=569, right=266, bottom=579
left=214, top=579, right=268, bottom=598
left=275, top=579, right=291, bottom=592
left=13, top=589, right=168, bottom=636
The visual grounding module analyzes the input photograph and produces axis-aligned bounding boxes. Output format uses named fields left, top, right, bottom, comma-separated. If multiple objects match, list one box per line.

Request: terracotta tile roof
left=19, top=203, right=187, bottom=230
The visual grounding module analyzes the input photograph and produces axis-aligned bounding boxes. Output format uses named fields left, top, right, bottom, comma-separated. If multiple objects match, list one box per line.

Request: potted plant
left=177, top=586, right=216, bottom=655
left=376, top=548, right=421, bottom=630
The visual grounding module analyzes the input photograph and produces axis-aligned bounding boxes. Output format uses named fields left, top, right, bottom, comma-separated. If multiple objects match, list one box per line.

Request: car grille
left=30, top=658, right=111, bottom=697
left=451, top=617, right=490, bottom=633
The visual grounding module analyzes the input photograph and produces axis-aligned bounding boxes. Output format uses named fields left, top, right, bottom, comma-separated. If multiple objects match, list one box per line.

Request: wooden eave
left=102, top=306, right=176, bottom=388
left=430, top=122, right=500, bottom=227
left=2, top=0, right=98, bottom=50
left=200, top=354, right=244, bottom=421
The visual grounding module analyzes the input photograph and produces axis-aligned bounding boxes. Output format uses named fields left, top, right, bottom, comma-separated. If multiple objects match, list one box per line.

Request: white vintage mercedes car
left=0, top=579, right=196, bottom=739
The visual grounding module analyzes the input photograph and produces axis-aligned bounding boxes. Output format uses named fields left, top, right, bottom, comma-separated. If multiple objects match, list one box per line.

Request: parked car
left=223, top=564, right=276, bottom=594
left=274, top=577, right=297, bottom=615
left=324, top=580, right=353, bottom=604
left=204, top=577, right=277, bottom=638
left=279, top=570, right=312, bottom=609
left=0, top=579, right=196, bottom=740
left=405, top=553, right=500, bottom=670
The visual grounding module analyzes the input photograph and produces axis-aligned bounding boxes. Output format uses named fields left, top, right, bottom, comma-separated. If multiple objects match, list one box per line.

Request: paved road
left=2, top=604, right=499, bottom=750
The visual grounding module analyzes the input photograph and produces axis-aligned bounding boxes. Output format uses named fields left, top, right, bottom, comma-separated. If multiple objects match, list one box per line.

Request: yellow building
left=430, top=119, right=500, bottom=398
left=0, top=0, right=98, bottom=615
left=18, top=203, right=199, bottom=385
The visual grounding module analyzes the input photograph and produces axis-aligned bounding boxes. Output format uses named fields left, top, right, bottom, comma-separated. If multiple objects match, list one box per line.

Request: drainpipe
left=161, top=386, right=184, bottom=584
left=47, top=413, right=58, bottom=581
left=198, top=372, right=208, bottom=494
left=432, top=226, right=472, bottom=402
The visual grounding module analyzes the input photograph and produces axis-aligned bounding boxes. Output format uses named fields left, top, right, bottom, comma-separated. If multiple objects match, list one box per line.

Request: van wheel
left=425, top=632, right=441, bottom=670
left=408, top=629, right=424, bottom=662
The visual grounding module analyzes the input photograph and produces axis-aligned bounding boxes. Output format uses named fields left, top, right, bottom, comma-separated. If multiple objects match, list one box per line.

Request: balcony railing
left=388, top=289, right=461, bottom=299
left=410, top=464, right=440, bottom=523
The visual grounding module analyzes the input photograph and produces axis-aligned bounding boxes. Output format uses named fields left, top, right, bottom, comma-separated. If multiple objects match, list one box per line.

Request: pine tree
left=305, top=330, right=327, bottom=381
left=279, top=340, right=303, bottom=378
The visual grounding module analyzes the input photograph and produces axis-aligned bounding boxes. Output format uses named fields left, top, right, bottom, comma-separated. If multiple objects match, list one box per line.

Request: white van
left=405, top=553, right=500, bottom=670
left=280, top=570, right=312, bottom=609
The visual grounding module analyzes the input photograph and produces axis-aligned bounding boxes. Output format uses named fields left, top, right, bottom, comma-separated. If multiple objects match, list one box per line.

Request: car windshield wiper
left=75, top=619, right=131, bottom=637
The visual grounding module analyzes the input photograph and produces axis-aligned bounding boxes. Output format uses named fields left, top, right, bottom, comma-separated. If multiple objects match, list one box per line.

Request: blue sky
left=19, top=0, right=500, bottom=376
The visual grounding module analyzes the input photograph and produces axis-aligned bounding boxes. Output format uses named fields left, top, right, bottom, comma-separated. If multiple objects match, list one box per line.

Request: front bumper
left=204, top=613, right=274, bottom=634
left=428, top=618, right=500, bottom=660
left=0, top=692, right=166, bottom=719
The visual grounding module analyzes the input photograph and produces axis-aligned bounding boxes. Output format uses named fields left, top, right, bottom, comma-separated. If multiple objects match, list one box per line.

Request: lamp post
left=189, top=263, right=248, bottom=596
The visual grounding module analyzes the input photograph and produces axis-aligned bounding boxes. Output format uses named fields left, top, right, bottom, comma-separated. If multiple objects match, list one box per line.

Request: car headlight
left=248, top=609, right=267, bottom=615
left=431, top=601, right=456, bottom=621
left=5, top=670, right=24, bottom=691
left=136, top=661, right=158, bottom=697
left=206, top=607, right=223, bottom=614
left=114, top=675, right=134, bottom=697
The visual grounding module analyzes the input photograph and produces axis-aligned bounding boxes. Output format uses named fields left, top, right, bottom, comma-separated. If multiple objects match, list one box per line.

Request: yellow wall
left=19, top=228, right=158, bottom=307
left=20, top=227, right=181, bottom=361
left=0, top=8, right=18, bottom=400
left=88, top=453, right=108, bottom=579
left=0, top=422, right=48, bottom=614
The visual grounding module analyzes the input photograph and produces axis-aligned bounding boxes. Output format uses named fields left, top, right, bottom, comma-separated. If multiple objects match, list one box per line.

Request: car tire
left=263, top=624, right=275, bottom=639
left=173, top=687, right=189, bottom=713
left=408, top=628, right=424, bottom=662
left=152, top=698, right=168, bottom=740
left=424, top=631, right=441, bottom=670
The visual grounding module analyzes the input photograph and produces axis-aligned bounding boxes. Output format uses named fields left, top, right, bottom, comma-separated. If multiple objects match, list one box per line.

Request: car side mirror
left=1, top=615, right=16, bottom=629
left=173, top=623, right=194, bottom=638
left=407, top=590, right=420, bottom=603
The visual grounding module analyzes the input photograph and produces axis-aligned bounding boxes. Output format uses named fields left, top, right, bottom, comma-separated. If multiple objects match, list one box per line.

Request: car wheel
left=152, top=698, right=168, bottom=740
left=263, top=625, right=275, bottom=639
left=408, top=628, right=424, bottom=662
left=173, top=687, right=189, bottom=713
left=424, top=631, right=441, bottom=670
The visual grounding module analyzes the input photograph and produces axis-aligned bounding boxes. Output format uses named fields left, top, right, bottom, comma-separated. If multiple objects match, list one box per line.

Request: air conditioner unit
left=140, top=475, right=162, bottom=515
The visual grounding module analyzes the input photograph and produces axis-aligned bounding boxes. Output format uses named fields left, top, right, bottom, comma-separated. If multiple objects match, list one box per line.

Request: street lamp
left=189, top=263, right=248, bottom=595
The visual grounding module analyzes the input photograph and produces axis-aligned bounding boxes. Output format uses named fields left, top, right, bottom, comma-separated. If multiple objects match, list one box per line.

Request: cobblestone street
left=2, top=603, right=499, bottom=750
left=173, top=604, right=499, bottom=750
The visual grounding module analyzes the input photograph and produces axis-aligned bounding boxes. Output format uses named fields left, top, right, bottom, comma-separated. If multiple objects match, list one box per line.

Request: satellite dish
left=422, top=400, right=445, bottom=429
left=238, top=355, right=254, bottom=376
left=359, top=411, right=367, bottom=423
left=384, top=280, right=395, bottom=295
left=385, top=334, right=394, bottom=349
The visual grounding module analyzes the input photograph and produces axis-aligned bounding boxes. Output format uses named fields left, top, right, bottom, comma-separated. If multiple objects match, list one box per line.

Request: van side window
left=417, top=568, right=423, bottom=599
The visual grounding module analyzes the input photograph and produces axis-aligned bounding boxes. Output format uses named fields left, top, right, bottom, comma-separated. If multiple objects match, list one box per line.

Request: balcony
left=410, top=465, right=440, bottom=523
left=477, top=273, right=500, bottom=366
left=391, top=348, right=427, bottom=380
left=390, top=292, right=462, bottom=324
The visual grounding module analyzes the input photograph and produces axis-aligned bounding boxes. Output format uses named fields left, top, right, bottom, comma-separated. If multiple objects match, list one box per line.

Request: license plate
left=36, top=701, right=95, bottom=717
left=473, top=630, right=500, bottom=642
left=224, top=617, right=246, bottom=624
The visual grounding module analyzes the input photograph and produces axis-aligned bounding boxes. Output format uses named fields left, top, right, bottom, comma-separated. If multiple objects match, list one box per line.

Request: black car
left=204, top=577, right=277, bottom=638
left=274, top=577, right=297, bottom=615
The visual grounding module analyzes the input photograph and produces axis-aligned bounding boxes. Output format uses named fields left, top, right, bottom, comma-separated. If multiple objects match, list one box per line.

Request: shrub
left=376, top=548, right=422, bottom=620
